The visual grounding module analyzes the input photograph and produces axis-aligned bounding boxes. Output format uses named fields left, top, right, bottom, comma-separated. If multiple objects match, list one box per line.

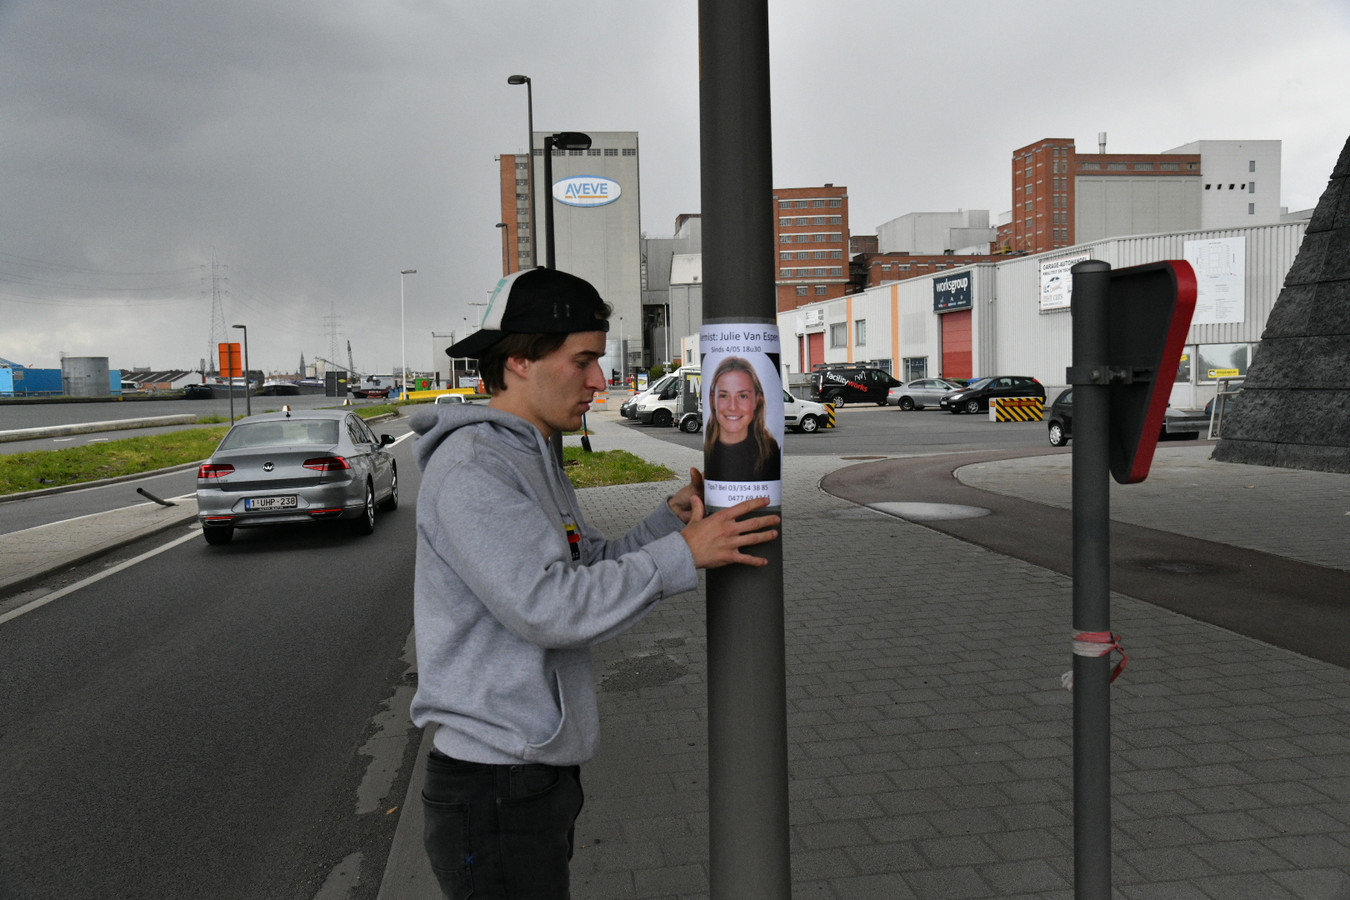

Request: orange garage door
left=940, top=310, right=972, bottom=380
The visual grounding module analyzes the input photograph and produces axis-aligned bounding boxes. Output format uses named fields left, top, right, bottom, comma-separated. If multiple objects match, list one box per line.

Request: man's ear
left=503, top=355, right=531, bottom=382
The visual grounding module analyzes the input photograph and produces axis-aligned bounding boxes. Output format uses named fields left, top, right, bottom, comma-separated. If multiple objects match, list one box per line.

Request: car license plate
left=245, top=495, right=298, bottom=511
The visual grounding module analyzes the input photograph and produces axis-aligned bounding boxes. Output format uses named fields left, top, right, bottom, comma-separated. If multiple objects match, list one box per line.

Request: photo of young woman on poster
left=703, top=355, right=781, bottom=483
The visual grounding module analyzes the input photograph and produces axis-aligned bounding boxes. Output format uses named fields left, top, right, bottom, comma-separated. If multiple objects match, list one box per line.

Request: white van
left=619, top=373, right=676, bottom=420
left=633, top=368, right=697, bottom=427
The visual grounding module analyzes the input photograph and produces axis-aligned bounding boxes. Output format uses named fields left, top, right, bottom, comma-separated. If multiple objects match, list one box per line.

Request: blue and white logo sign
left=553, top=176, right=621, bottom=208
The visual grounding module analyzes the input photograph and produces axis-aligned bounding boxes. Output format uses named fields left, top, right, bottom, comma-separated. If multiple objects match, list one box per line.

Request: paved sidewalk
left=558, top=406, right=1350, bottom=899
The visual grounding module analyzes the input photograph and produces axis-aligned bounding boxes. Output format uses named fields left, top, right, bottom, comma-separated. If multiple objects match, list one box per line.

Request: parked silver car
left=886, top=378, right=962, bottom=410
left=195, top=410, right=398, bottom=545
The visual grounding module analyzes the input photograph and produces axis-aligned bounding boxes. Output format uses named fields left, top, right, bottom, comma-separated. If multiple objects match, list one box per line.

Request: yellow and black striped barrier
left=826, top=406, right=836, bottom=428
left=992, top=397, right=1044, bottom=422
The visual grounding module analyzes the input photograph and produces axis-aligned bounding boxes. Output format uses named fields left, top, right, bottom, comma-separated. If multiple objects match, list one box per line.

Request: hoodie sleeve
left=422, top=450, right=698, bottom=651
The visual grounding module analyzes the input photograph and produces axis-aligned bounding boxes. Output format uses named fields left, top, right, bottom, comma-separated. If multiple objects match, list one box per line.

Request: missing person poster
left=699, top=324, right=783, bottom=509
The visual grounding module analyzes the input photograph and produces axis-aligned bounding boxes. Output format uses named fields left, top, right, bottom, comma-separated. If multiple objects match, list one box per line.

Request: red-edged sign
left=1106, top=260, right=1197, bottom=484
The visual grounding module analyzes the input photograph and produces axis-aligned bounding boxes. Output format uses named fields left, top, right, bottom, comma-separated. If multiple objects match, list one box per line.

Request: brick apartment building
left=1003, top=137, right=1202, bottom=255
left=773, top=184, right=850, bottom=313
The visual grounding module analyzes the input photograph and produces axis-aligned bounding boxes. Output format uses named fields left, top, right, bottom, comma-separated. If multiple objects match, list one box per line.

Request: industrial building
left=498, top=131, right=644, bottom=377
left=779, top=219, right=1307, bottom=411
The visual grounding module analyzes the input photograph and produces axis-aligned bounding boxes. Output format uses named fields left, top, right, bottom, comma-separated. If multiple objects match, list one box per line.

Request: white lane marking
left=0, top=529, right=199, bottom=626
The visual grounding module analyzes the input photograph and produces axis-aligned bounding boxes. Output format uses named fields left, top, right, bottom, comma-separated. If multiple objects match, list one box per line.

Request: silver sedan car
left=886, top=378, right=962, bottom=410
left=195, top=409, right=398, bottom=545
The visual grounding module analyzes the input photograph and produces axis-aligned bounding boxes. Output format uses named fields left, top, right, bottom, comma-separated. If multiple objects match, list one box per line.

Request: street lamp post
left=231, top=324, right=251, bottom=417
left=541, top=131, right=592, bottom=269
left=400, top=269, right=416, bottom=398
left=507, top=75, right=535, bottom=269
left=495, top=222, right=510, bottom=275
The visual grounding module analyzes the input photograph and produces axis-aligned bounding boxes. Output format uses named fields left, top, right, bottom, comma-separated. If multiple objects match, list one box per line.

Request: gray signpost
left=1068, top=259, right=1196, bottom=897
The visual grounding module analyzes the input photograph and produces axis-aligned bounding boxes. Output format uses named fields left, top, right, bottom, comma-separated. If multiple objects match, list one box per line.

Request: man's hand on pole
left=680, top=494, right=779, bottom=568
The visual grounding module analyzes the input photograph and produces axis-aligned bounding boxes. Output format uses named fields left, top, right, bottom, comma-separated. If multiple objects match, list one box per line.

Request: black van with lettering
left=809, top=366, right=901, bottom=407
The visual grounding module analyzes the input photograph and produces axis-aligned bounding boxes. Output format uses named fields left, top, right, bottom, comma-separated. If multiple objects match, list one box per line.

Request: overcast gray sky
left=3, top=0, right=1346, bottom=375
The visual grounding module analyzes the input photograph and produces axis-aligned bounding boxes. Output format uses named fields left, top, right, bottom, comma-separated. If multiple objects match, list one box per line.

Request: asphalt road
left=625, top=400, right=1056, bottom=457
left=0, top=428, right=420, bottom=900
left=0, top=394, right=390, bottom=456
left=823, top=448, right=1350, bottom=670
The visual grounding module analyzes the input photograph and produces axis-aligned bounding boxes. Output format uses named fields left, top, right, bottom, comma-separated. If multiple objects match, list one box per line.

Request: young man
left=410, top=267, right=779, bottom=899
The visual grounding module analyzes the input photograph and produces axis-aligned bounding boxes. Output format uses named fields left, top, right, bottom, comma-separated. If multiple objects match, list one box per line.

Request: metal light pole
left=507, top=74, right=535, bottom=268
left=400, top=269, right=416, bottom=398
left=231, top=324, right=251, bottom=417
left=541, top=131, right=592, bottom=269
left=495, top=222, right=510, bottom=275
left=700, top=2, right=790, bottom=897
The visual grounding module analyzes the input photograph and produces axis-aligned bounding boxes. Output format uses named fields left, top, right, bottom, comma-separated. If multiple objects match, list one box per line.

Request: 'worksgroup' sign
left=933, top=272, right=972, bottom=312
left=553, top=176, right=622, bottom=208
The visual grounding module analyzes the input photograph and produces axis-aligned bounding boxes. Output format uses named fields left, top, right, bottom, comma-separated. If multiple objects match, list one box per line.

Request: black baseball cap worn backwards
left=447, top=268, right=610, bottom=359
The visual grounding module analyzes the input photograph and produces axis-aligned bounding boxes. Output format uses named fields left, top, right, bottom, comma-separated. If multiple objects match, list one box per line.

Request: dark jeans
left=421, top=749, right=585, bottom=900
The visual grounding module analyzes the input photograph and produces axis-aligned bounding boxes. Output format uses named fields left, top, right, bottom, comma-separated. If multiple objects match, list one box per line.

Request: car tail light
left=197, top=463, right=235, bottom=479
left=303, top=456, right=351, bottom=472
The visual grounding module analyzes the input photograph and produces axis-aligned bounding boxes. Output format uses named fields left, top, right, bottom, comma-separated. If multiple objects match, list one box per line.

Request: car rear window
left=220, top=419, right=340, bottom=449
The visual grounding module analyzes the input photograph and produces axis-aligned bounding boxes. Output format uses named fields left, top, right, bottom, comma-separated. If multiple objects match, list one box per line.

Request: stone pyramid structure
left=1213, top=136, right=1350, bottom=474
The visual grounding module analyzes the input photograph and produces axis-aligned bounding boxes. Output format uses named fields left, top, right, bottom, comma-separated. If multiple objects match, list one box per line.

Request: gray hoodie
left=409, top=405, right=697, bottom=766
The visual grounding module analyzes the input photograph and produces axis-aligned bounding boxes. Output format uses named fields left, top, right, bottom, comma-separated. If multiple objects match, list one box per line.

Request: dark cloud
left=2, top=0, right=1346, bottom=373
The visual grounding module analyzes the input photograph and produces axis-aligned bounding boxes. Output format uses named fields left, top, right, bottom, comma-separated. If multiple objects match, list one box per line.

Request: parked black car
left=939, top=376, right=1045, bottom=414
left=1046, top=388, right=1201, bottom=447
left=810, top=366, right=901, bottom=407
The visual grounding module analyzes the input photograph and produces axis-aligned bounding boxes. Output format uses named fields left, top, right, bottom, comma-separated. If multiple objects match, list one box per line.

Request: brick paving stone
left=558, top=414, right=1350, bottom=899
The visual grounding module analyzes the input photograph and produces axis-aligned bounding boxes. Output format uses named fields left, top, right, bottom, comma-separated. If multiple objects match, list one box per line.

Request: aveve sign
left=553, top=176, right=621, bottom=208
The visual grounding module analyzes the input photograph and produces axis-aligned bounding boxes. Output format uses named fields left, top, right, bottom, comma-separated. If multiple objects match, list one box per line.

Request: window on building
left=1197, top=343, right=1251, bottom=381
left=855, top=320, right=868, bottom=346
left=812, top=199, right=825, bottom=207
left=1160, top=162, right=1180, bottom=170
left=587, top=149, right=601, bottom=156
left=829, top=216, right=841, bottom=224
left=796, top=286, right=808, bottom=296
left=779, top=218, right=791, bottom=227
left=604, top=148, right=618, bottom=156
left=829, top=199, right=842, bottom=207
left=829, top=323, right=847, bottom=347
left=1249, top=182, right=1256, bottom=193
left=1249, top=203, right=1256, bottom=215
left=622, top=149, right=636, bottom=156
left=795, top=200, right=808, bottom=208
left=1249, top=160, right=1257, bottom=172
left=815, top=285, right=827, bottom=295
left=903, top=357, right=928, bottom=381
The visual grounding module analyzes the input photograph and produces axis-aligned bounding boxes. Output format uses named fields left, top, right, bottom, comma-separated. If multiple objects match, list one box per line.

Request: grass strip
left=4, top=411, right=675, bottom=495
left=1, top=427, right=230, bottom=495
left=562, top=446, right=676, bottom=490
